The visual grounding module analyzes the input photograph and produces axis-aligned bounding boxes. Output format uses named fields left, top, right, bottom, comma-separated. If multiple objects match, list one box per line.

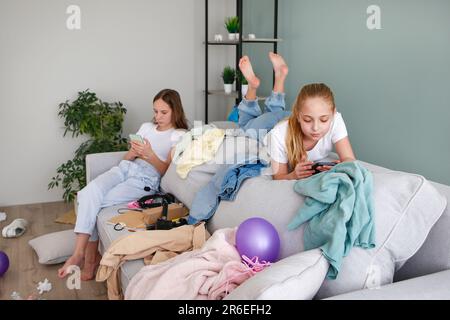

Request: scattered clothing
left=288, top=161, right=376, bottom=279
left=96, top=223, right=209, bottom=300
left=127, top=198, right=153, bottom=209
left=227, top=105, right=239, bottom=123
left=175, top=127, right=226, bottom=179
left=172, top=124, right=218, bottom=163
left=2, top=218, right=28, bottom=238
left=188, top=160, right=268, bottom=224
left=125, top=228, right=263, bottom=300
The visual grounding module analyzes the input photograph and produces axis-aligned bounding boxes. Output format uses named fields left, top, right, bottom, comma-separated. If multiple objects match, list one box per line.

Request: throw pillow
left=28, top=229, right=76, bottom=264
left=224, top=249, right=329, bottom=300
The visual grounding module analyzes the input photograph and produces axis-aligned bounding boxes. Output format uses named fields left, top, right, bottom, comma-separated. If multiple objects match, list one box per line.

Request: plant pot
left=224, top=84, right=233, bottom=94
left=241, top=84, right=248, bottom=97
left=228, top=33, right=236, bottom=41
left=234, top=33, right=240, bottom=40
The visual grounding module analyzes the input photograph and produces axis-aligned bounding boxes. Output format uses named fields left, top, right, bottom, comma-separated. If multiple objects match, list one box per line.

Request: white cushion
left=315, top=171, right=446, bottom=298
left=224, top=249, right=329, bottom=300
left=28, top=229, right=76, bottom=265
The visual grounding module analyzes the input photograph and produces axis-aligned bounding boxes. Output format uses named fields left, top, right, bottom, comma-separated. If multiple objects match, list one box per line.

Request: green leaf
left=49, top=89, right=128, bottom=202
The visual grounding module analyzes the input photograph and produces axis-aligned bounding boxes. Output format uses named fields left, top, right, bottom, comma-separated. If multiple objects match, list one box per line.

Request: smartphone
left=129, top=134, right=144, bottom=144
left=311, top=161, right=337, bottom=174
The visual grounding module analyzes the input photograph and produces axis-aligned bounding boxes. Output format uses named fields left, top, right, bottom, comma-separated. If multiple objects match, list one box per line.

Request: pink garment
left=125, top=228, right=265, bottom=300
left=127, top=198, right=154, bottom=209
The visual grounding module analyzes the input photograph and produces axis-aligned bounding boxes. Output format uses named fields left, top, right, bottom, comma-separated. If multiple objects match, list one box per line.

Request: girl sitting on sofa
left=58, top=89, right=188, bottom=280
left=238, top=53, right=356, bottom=180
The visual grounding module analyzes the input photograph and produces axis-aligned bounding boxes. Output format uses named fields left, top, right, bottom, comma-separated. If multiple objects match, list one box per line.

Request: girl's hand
left=131, top=139, right=154, bottom=160
left=316, top=160, right=341, bottom=173
left=128, top=144, right=139, bottom=156
left=293, top=161, right=315, bottom=179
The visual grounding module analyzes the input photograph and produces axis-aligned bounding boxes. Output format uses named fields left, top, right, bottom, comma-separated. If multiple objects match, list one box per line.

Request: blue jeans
left=188, top=160, right=267, bottom=224
left=74, top=159, right=160, bottom=241
left=238, top=91, right=291, bottom=141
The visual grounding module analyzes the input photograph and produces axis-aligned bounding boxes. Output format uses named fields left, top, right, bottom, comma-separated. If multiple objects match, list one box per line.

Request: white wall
left=0, top=0, right=235, bottom=206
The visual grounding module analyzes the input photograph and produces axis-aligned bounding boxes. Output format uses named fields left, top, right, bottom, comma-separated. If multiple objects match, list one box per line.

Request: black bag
left=137, top=193, right=187, bottom=230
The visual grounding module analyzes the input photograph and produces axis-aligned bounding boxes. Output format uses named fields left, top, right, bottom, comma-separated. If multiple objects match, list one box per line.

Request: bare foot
left=80, top=252, right=102, bottom=281
left=58, top=253, right=84, bottom=279
left=269, top=52, right=289, bottom=78
left=238, top=56, right=260, bottom=89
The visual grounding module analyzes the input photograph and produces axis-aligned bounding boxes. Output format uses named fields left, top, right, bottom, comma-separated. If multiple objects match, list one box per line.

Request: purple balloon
left=236, top=217, right=280, bottom=263
left=0, top=251, right=9, bottom=277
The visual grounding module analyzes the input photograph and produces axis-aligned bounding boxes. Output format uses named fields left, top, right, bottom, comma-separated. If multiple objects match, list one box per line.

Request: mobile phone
left=311, top=161, right=337, bottom=174
left=129, top=134, right=144, bottom=144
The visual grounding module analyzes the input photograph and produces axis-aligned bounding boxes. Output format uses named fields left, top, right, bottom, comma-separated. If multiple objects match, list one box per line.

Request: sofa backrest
left=394, top=181, right=450, bottom=282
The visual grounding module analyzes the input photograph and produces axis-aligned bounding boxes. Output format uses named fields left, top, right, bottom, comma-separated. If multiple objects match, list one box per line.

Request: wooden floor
left=0, top=201, right=107, bottom=300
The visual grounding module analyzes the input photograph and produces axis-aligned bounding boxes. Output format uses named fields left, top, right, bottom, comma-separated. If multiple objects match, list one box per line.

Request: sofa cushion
left=326, top=269, right=450, bottom=300
left=224, top=249, right=329, bottom=300
left=28, top=229, right=76, bottom=265
left=96, top=204, right=145, bottom=291
left=394, top=181, right=450, bottom=281
left=206, top=163, right=447, bottom=299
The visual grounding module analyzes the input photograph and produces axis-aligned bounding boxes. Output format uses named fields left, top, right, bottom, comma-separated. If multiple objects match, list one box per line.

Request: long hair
left=286, top=83, right=336, bottom=169
left=153, top=89, right=189, bottom=130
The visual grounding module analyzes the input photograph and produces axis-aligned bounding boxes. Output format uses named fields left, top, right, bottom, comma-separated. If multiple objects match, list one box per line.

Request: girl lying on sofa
left=58, top=89, right=188, bottom=280
left=237, top=52, right=356, bottom=180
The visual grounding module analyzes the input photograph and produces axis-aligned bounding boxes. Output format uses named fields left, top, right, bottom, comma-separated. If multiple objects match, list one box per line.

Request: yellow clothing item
left=96, top=223, right=209, bottom=300
left=175, top=128, right=225, bottom=179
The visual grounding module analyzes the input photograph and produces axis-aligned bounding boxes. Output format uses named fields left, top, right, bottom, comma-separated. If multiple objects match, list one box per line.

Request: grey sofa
left=86, top=125, right=450, bottom=300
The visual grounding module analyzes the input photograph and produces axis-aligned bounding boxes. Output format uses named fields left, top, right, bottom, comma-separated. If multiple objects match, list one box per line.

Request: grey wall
left=244, top=0, right=450, bottom=185
left=0, top=0, right=207, bottom=206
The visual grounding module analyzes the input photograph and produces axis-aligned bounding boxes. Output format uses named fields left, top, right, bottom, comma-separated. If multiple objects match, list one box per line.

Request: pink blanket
left=125, top=228, right=260, bottom=300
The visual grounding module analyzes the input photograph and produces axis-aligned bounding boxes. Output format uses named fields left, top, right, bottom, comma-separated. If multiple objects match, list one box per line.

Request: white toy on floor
left=37, top=278, right=52, bottom=294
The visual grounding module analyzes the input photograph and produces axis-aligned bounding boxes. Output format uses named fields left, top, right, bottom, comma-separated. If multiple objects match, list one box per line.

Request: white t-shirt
left=136, top=122, right=186, bottom=161
left=263, top=112, right=348, bottom=163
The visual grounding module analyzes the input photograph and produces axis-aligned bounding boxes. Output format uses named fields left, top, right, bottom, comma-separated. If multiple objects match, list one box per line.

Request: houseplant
left=224, top=16, right=239, bottom=40
left=237, top=70, right=249, bottom=97
left=48, top=89, right=128, bottom=203
left=221, top=66, right=236, bottom=94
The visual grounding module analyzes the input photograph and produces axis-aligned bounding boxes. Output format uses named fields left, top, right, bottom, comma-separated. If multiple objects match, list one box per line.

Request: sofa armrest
left=325, top=269, right=450, bottom=300
left=85, top=151, right=127, bottom=183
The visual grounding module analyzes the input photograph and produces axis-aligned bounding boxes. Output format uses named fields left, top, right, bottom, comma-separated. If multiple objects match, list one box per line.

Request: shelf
left=206, top=41, right=239, bottom=46
left=242, top=38, right=283, bottom=43
left=206, top=38, right=282, bottom=45
left=207, top=90, right=267, bottom=101
left=205, top=0, right=279, bottom=123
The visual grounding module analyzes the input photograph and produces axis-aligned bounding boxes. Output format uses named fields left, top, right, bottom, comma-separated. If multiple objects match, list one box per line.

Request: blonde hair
left=286, top=83, right=336, bottom=169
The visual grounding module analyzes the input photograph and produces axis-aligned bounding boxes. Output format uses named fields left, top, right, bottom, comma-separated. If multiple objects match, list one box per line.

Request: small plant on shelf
left=237, top=70, right=249, bottom=97
left=221, top=66, right=236, bottom=94
left=224, top=16, right=240, bottom=40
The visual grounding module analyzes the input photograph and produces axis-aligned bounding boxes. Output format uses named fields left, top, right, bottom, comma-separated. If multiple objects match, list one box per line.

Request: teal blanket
left=287, top=161, right=376, bottom=279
